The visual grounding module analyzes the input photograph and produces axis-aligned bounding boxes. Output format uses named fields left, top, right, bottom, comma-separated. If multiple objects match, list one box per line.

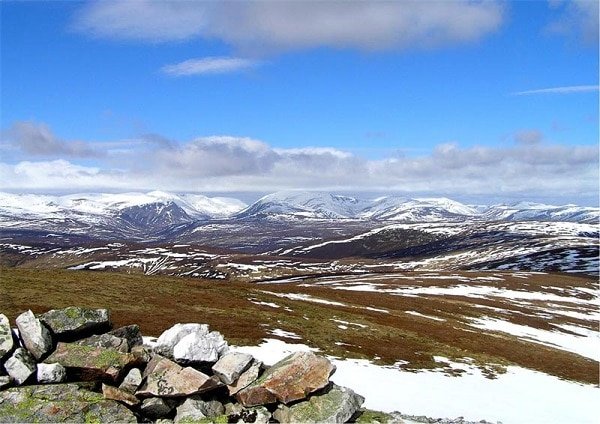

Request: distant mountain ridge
left=234, top=191, right=598, bottom=223
left=0, top=190, right=598, bottom=240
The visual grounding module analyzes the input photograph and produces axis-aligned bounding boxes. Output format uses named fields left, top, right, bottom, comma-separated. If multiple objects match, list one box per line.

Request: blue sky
left=0, top=1, right=598, bottom=205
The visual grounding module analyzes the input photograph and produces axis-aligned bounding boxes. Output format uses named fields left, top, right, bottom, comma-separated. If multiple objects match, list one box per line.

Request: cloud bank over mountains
left=0, top=121, right=597, bottom=204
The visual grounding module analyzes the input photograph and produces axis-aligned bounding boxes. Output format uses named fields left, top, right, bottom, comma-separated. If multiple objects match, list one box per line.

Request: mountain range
left=1, top=191, right=597, bottom=234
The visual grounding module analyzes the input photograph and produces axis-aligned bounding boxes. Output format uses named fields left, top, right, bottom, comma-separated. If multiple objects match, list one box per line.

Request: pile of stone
left=0, top=307, right=366, bottom=423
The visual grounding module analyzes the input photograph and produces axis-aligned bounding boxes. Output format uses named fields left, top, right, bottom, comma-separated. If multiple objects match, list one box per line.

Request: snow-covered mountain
left=359, top=196, right=479, bottom=221
left=1, top=190, right=597, bottom=241
left=236, top=191, right=597, bottom=223
left=235, top=191, right=369, bottom=219
left=482, top=202, right=599, bottom=223
left=0, top=191, right=247, bottom=238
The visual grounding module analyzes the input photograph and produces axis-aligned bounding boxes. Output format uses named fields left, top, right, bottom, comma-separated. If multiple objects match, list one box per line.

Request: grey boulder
left=15, top=310, right=53, bottom=360
left=37, top=363, right=67, bottom=384
left=4, top=348, right=36, bottom=385
left=212, top=351, right=253, bottom=385
left=174, top=397, right=224, bottom=422
left=75, top=333, right=129, bottom=352
left=0, top=314, right=14, bottom=360
left=154, top=323, right=208, bottom=358
left=140, top=397, right=176, bottom=419
left=173, top=330, right=228, bottom=364
left=119, top=367, right=143, bottom=393
left=39, top=307, right=111, bottom=340
left=273, top=384, right=365, bottom=423
left=108, top=324, right=143, bottom=348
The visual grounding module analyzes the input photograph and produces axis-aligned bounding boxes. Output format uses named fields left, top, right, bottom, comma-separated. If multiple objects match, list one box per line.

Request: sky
left=0, top=0, right=598, bottom=205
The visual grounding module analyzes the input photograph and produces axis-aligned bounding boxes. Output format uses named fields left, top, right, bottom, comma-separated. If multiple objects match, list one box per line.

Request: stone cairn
left=0, top=307, right=367, bottom=423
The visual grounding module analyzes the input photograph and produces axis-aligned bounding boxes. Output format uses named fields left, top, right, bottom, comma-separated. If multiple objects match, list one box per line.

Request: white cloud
left=1, top=129, right=597, bottom=203
left=73, top=1, right=504, bottom=52
left=162, top=57, right=260, bottom=76
left=512, top=85, right=599, bottom=95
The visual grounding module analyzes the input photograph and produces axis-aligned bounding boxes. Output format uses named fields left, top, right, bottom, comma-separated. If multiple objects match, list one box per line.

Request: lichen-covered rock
left=108, top=324, right=143, bottom=348
left=212, top=352, right=253, bottom=385
left=137, top=355, right=222, bottom=397
left=155, top=323, right=209, bottom=358
left=0, top=383, right=136, bottom=423
left=227, top=359, right=262, bottom=395
left=273, top=384, right=365, bottom=423
left=38, top=307, right=110, bottom=340
left=173, top=330, right=229, bottom=364
left=0, top=314, right=14, bottom=360
left=43, top=342, right=136, bottom=382
left=236, top=351, right=335, bottom=406
left=36, top=363, right=67, bottom=384
left=355, top=409, right=405, bottom=423
left=140, top=397, right=176, bottom=419
left=102, top=383, right=140, bottom=406
left=75, top=333, right=129, bottom=352
left=119, top=367, right=142, bottom=393
left=4, top=348, right=36, bottom=385
left=174, top=397, right=224, bottom=422
left=15, top=310, right=53, bottom=360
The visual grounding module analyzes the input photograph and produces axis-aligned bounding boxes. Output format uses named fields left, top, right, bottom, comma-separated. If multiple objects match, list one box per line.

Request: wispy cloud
left=161, top=57, right=260, bottom=76
left=512, top=85, right=599, bottom=96
left=73, top=1, right=504, bottom=53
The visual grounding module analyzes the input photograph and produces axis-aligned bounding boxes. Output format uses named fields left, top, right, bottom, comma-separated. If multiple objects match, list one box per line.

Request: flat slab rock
left=273, top=384, right=365, bottom=423
left=38, top=307, right=111, bottom=340
left=0, top=383, right=136, bottom=423
left=44, top=342, right=136, bottom=382
left=236, top=351, right=335, bottom=407
left=137, top=355, right=222, bottom=398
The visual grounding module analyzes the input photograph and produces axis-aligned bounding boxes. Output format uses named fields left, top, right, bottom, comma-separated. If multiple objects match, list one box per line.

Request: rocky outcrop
left=0, top=383, right=137, bottom=423
left=15, top=310, right=52, bottom=360
left=39, top=307, right=110, bottom=340
left=236, top=351, right=335, bottom=406
left=0, top=306, right=368, bottom=423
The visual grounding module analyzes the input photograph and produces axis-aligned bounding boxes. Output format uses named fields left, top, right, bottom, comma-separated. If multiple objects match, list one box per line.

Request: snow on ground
left=233, top=339, right=599, bottom=424
left=269, top=329, right=302, bottom=339
left=470, top=317, right=600, bottom=361
left=260, top=290, right=347, bottom=306
left=330, top=318, right=369, bottom=328
left=248, top=299, right=281, bottom=308
left=405, top=311, right=446, bottom=322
